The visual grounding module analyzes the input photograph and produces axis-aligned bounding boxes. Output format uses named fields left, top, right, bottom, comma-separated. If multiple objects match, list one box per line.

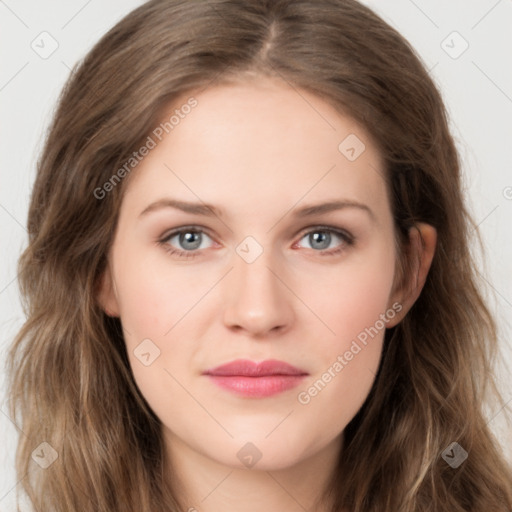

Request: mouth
left=203, top=359, right=309, bottom=398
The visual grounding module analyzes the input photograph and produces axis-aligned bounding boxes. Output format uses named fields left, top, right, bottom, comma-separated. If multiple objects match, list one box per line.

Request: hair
left=7, top=0, right=512, bottom=511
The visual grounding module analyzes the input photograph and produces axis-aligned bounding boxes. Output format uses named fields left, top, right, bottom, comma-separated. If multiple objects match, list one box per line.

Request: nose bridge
left=222, top=240, right=293, bottom=334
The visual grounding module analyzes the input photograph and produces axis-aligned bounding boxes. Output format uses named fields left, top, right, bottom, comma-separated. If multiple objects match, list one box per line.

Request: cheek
left=112, top=254, right=201, bottom=416
left=306, top=239, right=396, bottom=351
left=113, top=247, right=204, bottom=342
left=339, top=269, right=394, bottom=340
left=295, top=242, right=396, bottom=426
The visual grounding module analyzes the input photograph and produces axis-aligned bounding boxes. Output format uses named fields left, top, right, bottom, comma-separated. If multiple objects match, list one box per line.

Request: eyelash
left=158, top=225, right=355, bottom=260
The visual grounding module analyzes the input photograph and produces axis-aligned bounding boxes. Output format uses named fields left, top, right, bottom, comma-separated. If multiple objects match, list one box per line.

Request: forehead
left=121, top=77, right=389, bottom=219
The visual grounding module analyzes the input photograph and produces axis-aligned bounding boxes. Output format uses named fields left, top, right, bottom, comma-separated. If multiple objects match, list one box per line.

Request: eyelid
left=160, top=224, right=214, bottom=241
left=295, top=224, right=354, bottom=243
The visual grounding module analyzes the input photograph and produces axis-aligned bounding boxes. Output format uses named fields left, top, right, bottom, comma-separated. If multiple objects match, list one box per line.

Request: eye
left=159, top=227, right=215, bottom=258
left=294, top=226, right=354, bottom=256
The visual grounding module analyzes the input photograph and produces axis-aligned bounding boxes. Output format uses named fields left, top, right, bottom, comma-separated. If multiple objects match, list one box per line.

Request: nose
left=222, top=247, right=294, bottom=337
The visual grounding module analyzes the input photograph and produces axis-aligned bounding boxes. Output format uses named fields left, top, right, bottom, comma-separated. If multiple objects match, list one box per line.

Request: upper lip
left=203, top=359, right=308, bottom=377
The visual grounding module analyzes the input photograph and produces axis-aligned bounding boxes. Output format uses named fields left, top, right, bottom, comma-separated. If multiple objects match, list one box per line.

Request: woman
left=8, top=0, right=512, bottom=511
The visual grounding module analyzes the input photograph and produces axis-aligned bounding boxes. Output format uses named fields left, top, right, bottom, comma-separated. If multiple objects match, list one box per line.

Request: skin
left=98, top=76, right=436, bottom=512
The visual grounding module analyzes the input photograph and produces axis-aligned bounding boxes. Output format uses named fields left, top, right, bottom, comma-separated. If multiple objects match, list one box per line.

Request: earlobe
left=96, top=263, right=120, bottom=317
left=387, top=223, right=437, bottom=327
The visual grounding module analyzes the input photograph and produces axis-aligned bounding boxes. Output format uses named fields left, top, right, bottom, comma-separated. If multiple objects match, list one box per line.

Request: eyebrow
left=138, top=198, right=375, bottom=221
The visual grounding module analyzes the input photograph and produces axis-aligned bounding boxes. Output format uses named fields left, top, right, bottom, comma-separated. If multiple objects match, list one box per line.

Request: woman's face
left=100, top=77, right=403, bottom=471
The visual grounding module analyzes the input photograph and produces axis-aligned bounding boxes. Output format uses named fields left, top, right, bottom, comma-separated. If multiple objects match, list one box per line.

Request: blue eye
left=294, top=226, right=354, bottom=256
left=158, top=225, right=354, bottom=259
left=159, top=227, right=213, bottom=258
left=296, top=228, right=353, bottom=254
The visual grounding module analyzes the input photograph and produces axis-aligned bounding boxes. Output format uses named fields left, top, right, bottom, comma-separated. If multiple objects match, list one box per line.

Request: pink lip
left=203, top=359, right=308, bottom=398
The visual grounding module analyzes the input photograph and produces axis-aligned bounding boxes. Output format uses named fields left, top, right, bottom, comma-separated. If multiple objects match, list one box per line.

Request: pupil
left=181, top=231, right=201, bottom=250
left=311, top=231, right=330, bottom=250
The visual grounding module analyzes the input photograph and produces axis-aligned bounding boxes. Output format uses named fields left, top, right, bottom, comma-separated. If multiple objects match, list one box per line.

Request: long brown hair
left=8, top=0, right=512, bottom=510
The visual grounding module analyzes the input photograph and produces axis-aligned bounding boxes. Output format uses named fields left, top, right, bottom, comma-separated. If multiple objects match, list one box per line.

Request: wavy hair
left=8, top=0, right=512, bottom=510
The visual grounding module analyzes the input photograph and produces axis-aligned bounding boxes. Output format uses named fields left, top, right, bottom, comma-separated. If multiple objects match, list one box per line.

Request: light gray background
left=1, top=0, right=511, bottom=509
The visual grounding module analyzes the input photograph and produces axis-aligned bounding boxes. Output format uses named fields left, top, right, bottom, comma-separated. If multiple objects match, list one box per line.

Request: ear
left=96, top=262, right=120, bottom=317
left=386, top=223, right=437, bottom=327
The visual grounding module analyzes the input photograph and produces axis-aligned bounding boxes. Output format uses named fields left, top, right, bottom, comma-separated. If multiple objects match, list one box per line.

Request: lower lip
left=206, top=375, right=307, bottom=398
